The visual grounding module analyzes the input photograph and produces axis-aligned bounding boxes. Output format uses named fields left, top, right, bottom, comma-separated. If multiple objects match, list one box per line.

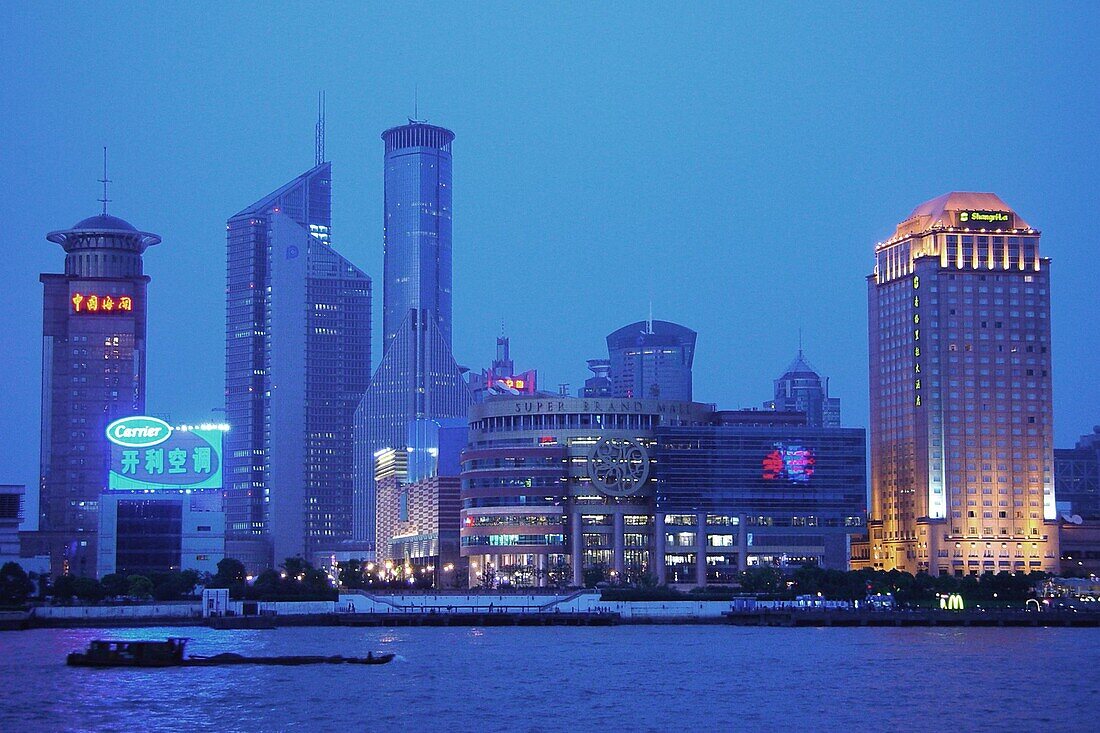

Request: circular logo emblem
left=587, top=437, right=650, bottom=497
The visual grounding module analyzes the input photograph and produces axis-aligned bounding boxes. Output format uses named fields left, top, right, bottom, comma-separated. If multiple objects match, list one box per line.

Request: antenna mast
left=315, top=91, right=326, bottom=166
left=98, top=146, right=111, bottom=215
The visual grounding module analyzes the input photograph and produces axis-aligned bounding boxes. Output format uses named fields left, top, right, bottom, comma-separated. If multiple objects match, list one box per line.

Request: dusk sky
left=2, top=3, right=1099, bottom=496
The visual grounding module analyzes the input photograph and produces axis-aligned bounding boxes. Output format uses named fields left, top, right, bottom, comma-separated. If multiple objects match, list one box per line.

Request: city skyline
left=4, top=4, right=1100, bottom=502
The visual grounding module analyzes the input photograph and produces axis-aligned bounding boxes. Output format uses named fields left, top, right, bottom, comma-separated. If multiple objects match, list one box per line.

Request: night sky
left=3, top=3, right=1099, bottom=508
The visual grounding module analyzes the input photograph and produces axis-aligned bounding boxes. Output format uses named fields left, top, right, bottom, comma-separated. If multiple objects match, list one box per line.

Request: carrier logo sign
left=957, top=210, right=1013, bottom=230
left=105, top=416, right=173, bottom=448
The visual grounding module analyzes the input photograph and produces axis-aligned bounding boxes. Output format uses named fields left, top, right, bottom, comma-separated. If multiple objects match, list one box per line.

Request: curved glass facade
left=381, top=122, right=454, bottom=347
left=353, top=122, right=471, bottom=547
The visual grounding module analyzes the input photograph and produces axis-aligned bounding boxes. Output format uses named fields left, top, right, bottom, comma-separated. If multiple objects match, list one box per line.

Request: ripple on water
left=0, top=626, right=1096, bottom=733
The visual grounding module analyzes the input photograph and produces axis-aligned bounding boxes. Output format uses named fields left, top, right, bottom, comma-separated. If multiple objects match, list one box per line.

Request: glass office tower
left=34, top=213, right=161, bottom=577
left=354, top=121, right=472, bottom=548
left=225, top=163, right=371, bottom=569
left=606, top=320, right=696, bottom=401
left=867, top=192, right=1058, bottom=576
left=380, top=122, right=454, bottom=348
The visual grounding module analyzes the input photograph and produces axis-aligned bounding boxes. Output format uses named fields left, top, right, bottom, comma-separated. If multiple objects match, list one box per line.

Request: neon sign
left=108, top=420, right=226, bottom=490
left=106, top=416, right=173, bottom=448
left=71, top=292, right=134, bottom=314
left=939, top=593, right=965, bottom=611
left=957, top=210, right=1014, bottom=230
left=485, top=369, right=537, bottom=395
left=762, top=443, right=816, bottom=483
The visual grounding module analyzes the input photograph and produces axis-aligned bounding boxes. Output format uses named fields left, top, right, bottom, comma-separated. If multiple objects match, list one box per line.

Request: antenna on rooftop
left=98, top=146, right=111, bottom=215
left=315, top=91, right=326, bottom=166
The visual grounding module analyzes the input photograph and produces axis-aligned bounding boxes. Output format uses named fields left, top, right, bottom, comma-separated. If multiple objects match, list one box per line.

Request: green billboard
left=106, top=417, right=226, bottom=490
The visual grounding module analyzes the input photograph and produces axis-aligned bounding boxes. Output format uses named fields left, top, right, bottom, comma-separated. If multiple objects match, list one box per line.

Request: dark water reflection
left=0, top=625, right=1096, bottom=732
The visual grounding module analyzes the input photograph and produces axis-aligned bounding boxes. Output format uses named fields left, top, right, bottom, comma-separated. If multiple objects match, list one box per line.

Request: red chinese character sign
left=71, top=292, right=134, bottom=314
left=486, top=369, right=537, bottom=395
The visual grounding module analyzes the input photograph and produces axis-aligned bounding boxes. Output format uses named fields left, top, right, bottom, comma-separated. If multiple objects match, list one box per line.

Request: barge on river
left=66, top=638, right=394, bottom=668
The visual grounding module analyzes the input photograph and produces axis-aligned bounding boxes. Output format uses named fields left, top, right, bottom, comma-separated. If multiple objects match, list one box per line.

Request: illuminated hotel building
left=225, top=162, right=372, bottom=569
left=354, top=120, right=471, bottom=549
left=34, top=212, right=161, bottom=576
left=867, top=192, right=1059, bottom=575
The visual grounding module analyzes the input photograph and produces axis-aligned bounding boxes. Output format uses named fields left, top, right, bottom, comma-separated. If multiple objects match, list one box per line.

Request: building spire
left=315, top=91, right=326, bottom=166
left=98, top=146, right=111, bottom=215
left=798, top=327, right=803, bottom=357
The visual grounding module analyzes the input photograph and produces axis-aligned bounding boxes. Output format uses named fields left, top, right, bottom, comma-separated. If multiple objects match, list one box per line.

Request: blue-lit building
left=31, top=211, right=161, bottom=577
left=225, top=162, right=371, bottom=570
left=655, top=415, right=867, bottom=582
left=606, top=320, right=696, bottom=401
left=354, top=120, right=472, bottom=549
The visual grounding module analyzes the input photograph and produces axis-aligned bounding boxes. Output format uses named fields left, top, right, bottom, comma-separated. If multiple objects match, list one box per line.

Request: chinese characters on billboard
left=485, top=369, right=537, bottom=395
left=106, top=416, right=226, bottom=490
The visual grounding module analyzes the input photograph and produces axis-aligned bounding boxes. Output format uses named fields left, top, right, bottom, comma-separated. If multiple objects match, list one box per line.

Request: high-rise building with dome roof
left=866, top=192, right=1059, bottom=576
left=33, top=212, right=161, bottom=576
left=763, top=350, right=840, bottom=427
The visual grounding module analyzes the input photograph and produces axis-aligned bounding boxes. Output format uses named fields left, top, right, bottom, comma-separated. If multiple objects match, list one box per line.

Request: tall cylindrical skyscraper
left=354, top=120, right=471, bottom=548
left=381, top=121, right=454, bottom=347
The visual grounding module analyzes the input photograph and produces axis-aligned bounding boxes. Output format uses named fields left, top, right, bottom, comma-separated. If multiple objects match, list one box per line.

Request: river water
left=0, top=625, right=1096, bottom=732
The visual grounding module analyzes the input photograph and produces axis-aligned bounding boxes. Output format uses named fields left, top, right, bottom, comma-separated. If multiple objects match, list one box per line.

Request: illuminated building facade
left=460, top=396, right=715, bottom=588
left=655, top=417, right=866, bottom=582
left=867, top=192, right=1059, bottom=576
left=354, top=121, right=471, bottom=548
left=33, top=213, right=161, bottom=576
left=96, top=418, right=228, bottom=578
left=762, top=350, right=841, bottom=427
left=374, top=429, right=464, bottom=584
left=606, top=320, right=696, bottom=401
left=460, top=398, right=864, bottom=587
left=225, top=162, right=371, bottom=569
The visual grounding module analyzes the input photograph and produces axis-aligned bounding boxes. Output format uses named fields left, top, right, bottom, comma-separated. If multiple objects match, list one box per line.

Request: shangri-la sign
left=71, top=292, right=134, bottom=314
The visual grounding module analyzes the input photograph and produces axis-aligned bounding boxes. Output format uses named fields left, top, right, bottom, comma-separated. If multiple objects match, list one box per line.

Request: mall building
left=459, top=396, right=865, bottom=588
